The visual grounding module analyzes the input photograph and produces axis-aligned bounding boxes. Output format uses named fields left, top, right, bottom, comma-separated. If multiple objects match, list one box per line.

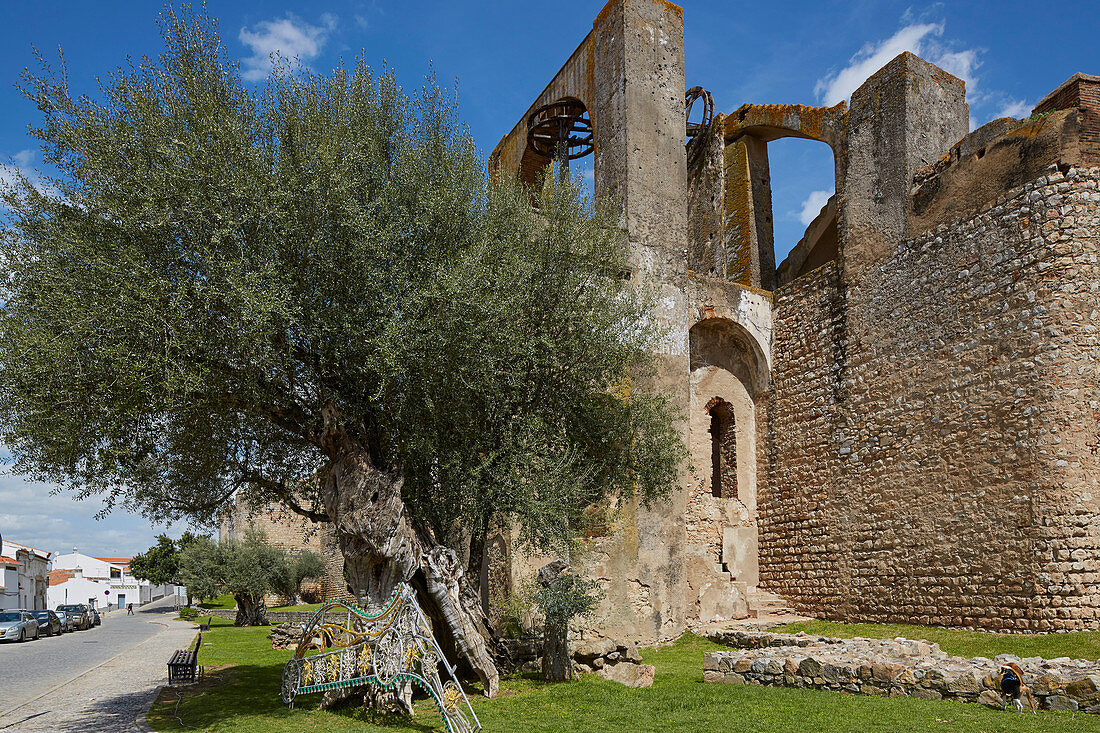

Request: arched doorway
left=685, top=317, right=767, bottom=622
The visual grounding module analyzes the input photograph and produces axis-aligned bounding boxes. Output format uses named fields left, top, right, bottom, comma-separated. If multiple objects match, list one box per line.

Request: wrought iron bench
left=168, top=632, right=203, bottom=685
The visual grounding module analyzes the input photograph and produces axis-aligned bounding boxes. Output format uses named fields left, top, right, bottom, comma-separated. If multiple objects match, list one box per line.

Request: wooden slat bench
left=168, top=632, right=203, bottom=685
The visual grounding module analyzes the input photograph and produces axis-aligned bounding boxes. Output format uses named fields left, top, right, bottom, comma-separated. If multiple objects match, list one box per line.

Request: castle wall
left=221, top=502, right=351, bottom=606
left=763, top=260, right=848, bottom=616
left=762, top=164, right=1100, bottom=631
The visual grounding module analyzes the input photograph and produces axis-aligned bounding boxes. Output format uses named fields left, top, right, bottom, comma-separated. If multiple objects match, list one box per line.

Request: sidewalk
left=0, top=600, right=199, bottom=732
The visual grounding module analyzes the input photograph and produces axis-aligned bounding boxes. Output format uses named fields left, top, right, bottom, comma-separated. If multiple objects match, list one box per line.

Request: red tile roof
left=47, top=569, right=74, bottom=584
left=0, top=556, right=22, bottom=567
left=94, top=557, right=131, bottom=565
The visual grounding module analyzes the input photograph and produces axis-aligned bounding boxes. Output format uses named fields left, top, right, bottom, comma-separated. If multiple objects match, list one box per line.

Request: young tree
left=131, top=531, right=203, bottom=605
left=130, top=534, right=180, bottom=586
left=531, top=561, right=600, bottom=682
left=177, top=529, right=291, bottom=625
left=218, top=529, right=289, bottom=625
left=273, top=550, right=326, bottom=605
left=0, top=6, right=682, bottom=695
left=178, top=536, right=220, bottom=605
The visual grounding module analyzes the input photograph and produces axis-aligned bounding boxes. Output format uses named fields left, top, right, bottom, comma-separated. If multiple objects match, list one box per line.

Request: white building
left=48, top=550, right=179, bottom=611
left=0, top=539, right=51, bottom=610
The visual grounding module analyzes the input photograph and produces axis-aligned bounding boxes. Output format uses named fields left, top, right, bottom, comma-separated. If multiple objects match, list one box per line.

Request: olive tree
left=0, top=6, right=682, bottom=695
left=178, top=529, right=292, bottom=625
left=177, top=536, right=220, bottom=605
left=273, top=549, right=326, bottom=605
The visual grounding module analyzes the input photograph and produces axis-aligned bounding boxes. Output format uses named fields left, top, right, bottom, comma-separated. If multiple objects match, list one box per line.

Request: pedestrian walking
left=127, top=603, right=134, bottom=615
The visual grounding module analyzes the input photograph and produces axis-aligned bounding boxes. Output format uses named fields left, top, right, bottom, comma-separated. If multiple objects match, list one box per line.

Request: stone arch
left=686, top=317, right=763, bottom=593
left=720, top=102, right=848, bottom=286
left=689, top=316, right=770, bottom=396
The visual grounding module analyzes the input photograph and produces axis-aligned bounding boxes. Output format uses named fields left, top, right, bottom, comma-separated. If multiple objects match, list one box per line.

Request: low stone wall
left=202, top=609, right=315, bottom=625
left=703, top=630, right=1100, bottom=713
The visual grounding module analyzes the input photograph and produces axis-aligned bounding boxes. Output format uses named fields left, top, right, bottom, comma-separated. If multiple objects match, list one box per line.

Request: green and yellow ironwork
left=280, top=584, right=480, bottom=733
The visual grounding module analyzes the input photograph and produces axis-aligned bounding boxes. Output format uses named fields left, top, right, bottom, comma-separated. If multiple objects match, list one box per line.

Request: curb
left=132, top=687, right=162, bottom=732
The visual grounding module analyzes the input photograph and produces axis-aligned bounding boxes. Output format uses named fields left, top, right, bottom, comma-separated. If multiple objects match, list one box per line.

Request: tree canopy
left=0, top=5, right=682, bottom=561
left=130, top=531, right=201, bottom=585
left=179, top=528, right=302, bottom=624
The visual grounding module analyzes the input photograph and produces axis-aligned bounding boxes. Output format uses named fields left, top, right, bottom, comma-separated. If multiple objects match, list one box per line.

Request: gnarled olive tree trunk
left=234, top=592, right=269, bottom=626
left=320, top=441, right=499, bottom=698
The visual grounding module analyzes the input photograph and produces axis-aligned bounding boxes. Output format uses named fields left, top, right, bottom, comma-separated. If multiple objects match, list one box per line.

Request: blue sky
left=0, top=1, right=1096, bottom=558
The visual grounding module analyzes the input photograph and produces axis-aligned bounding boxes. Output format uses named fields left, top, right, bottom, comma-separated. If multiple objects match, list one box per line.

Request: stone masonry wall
left=222, top=502, right=352, bottom=606
left=763, top=260, right=847, bottom=615
left=842, top=165, right=1100, bottom=630
left=1029, top=165, right=1100, bottom=627
left=764, top=166, right=1100, bottom=631
left=704, top=629, right=1100, bottom=713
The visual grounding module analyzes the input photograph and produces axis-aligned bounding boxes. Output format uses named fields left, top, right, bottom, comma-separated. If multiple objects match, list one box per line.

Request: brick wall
left=1032, top=74, right=1100, bottom=162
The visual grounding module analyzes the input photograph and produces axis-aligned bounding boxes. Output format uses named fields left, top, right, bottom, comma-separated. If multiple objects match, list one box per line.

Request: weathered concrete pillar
left=721, top=134, right=775, bottom=289
left=842, top=51, right=968, bottom=276
left=588, top=0, right=692, bottom=643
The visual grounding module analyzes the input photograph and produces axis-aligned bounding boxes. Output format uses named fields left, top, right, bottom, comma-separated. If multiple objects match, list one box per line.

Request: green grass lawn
left=194, top=596, right=322, bottom=614
left=198, top=595, right=237, bottom=610
left=773, top=620, right=1100, bottom=661
left=148, top=618, right=1100, bottom=732
left=270, top=602, right=322, bottom=613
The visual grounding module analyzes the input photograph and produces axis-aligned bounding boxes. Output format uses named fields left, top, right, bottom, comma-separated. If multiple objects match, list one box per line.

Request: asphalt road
left=0, top=595, right=184, bottom=721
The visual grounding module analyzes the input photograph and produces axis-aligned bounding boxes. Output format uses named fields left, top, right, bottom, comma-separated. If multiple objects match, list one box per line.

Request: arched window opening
left=707, top=398, right=736, bottom=498
left=766, top=137, right=838, bottom=285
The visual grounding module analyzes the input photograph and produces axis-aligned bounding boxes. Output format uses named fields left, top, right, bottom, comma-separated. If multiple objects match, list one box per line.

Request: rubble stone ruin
left=487, top=0, right=1100, bottom=641
left=233, top=0, right=1100, bottom=643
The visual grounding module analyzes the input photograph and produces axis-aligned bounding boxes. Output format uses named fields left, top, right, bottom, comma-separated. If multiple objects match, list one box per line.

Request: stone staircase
left=741, top=586, right=809, bottom=628
left=746, top=587, right=796, bottom=619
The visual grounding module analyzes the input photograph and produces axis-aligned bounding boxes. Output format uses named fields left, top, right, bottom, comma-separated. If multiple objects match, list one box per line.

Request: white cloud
left=995, top=99, right=1032, bottom=119
left=798, top=189, right=833, bottom=226
left=0, top=470, right=188, bottom=558
left=815, top=23, right=941, bottom=106
left=935, top=49, right=979, bottom=92
left=239, top=13, right=338, bottom=82
left=0, top=149, right=54, bottom=198
left=814, top=23, right=982, bottom=107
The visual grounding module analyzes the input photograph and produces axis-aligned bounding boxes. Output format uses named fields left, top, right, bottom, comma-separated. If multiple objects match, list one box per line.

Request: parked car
left=55, top=609, right=75, bottom=633
left=0, top=610, right=38, bottom=642
left=56, top=604, right=92, bottom=630
left=31, top=609, right=62, bottom=636
left=90, top=608, right=101, bottom=626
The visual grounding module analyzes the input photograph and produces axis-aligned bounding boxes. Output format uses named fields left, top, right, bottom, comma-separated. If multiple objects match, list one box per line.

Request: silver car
left=0, top=610, right=39, bottom=642
left=55, top=609, right=75, bottom=633
left=56, top=604, right=91, bottom=630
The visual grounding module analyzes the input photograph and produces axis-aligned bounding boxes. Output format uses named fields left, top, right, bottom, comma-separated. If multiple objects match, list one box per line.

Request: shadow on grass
left=147, top=632, right=1099, bottom=733
left=149, top=663, right=447, bottom=732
